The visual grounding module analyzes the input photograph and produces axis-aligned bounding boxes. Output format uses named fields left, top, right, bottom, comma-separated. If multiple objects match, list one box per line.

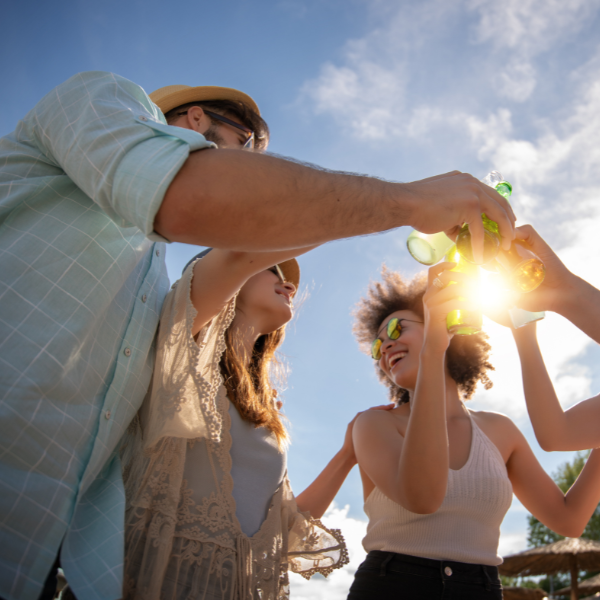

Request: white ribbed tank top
left=362, top=413, right=513, bottom=566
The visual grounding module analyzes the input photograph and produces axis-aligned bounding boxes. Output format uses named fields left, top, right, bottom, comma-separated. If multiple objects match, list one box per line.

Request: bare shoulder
left=469, top=409, right=522, bottom=461
left=355, top=407, right=405, bottom=436
left=470, top=408, right=516, bottom=429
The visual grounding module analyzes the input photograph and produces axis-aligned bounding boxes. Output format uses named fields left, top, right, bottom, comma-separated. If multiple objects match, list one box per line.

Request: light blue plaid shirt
left=0, top=71, right=214, bottom=600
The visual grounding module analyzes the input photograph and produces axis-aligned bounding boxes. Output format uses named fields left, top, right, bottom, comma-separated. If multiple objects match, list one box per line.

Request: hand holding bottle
left=512, top=224, right=576, bottom=313
left=422, top=261, right=480, bottom=354
left=405, top=171, right=516, bottom=264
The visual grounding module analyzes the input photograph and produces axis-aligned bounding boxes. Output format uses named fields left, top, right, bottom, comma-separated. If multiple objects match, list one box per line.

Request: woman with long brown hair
left=122, top=246, right=387, bottom=599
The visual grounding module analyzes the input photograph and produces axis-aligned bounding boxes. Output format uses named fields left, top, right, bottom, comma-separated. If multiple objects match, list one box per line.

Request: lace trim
left=287, top=517, right=349, bottom=579
left=186, top=259, right=237, bottom=443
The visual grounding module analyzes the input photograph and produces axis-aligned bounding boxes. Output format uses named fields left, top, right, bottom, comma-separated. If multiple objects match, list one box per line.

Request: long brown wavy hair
left=220, top=324, right=289, bottom=447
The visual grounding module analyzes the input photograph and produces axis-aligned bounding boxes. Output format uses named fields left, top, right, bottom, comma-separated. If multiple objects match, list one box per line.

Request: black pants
left=347, top=551, right=503, bottom=599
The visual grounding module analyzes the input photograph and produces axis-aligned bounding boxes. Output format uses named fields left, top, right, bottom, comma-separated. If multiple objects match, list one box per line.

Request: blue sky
left=4, top=0, right=600, bottom=596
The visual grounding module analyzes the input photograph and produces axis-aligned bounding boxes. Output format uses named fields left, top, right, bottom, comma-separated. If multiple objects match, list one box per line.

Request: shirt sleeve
left=25, top=71, right=215, bottom=241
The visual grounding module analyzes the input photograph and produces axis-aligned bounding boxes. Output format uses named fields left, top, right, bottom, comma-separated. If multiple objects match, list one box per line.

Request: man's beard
left=202, top=124, right=226, bottom=147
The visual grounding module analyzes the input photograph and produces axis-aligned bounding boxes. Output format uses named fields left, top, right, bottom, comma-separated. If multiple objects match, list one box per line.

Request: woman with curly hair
left=347, top=262, right=600, bottom=600
left=121, top=247, right=390, bottom=600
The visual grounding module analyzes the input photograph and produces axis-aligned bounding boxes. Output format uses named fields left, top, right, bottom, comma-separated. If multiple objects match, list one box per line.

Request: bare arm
left=513, top=323, right=600, bottom=451
left=514, top=224, right=600, bottom=344
left=295, top=405, right=394, bottom=518
left=506, top=420, right=600, bottom=537
left=190, top=246, right=316, bottom=336
left=155, top=149, right=515, bottom=252
left=352, top=265, right=479, bottom=514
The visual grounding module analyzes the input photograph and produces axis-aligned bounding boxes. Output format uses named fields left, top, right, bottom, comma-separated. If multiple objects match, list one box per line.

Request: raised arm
left=190, top=246, right=315, bottom=336
left=513, top=323, right=600, bottom=451
left=155, top=151, right=516, bottom=254
left=506, top=419, right=600, bottom=537
left=295, top=404, right=393, bottom=518
left=514, top=224, right=600, bottom=344
left=352, top=265, right=479, bottom=514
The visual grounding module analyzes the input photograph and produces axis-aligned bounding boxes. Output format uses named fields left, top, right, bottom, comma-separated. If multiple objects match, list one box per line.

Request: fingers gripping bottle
left=456, top=171, right=546, bottom=294
left=455, top=171, right=508, bottom=264
left=445, top=245, right=482, bottom=335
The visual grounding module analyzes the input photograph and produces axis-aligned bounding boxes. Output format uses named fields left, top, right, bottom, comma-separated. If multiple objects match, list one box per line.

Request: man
left=0, top=71, right=514, bottom=600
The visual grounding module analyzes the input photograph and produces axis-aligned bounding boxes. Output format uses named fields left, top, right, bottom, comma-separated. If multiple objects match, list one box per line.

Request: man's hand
left=512, top=224, right=574, bottom=313
left=406, top=171, right=516, bottom=264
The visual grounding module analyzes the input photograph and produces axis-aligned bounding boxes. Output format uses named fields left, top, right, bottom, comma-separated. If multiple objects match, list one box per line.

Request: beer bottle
left=406, top=230, right=455, bottom=265
left=455, top=173, right=510, bottom=264
left=445, top=245, right=482, bottom=335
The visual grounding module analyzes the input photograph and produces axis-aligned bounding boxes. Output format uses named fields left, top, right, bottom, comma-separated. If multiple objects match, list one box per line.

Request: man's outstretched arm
left=155, top=148, right=516, bottom=254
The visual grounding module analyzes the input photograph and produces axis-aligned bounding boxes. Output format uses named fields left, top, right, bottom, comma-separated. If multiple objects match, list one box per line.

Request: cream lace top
left=121, top=261, right=348, bottom=600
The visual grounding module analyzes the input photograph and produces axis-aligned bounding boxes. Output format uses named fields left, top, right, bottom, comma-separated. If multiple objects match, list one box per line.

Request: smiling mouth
left=389, top=352, right=407, bottom=369
left=276, top=291, right=291, bottom=304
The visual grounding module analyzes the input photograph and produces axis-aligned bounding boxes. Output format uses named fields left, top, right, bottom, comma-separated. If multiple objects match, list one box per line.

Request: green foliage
left=527, top=452, right=599, bottom=548
left=520, top=451, right=600, bottom=591
left=500, top=575, right=543, bottom=589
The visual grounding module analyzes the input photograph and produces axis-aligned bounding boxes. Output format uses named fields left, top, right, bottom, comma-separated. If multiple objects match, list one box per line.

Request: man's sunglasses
left=371, top=317, right=423, bottom=360
left=177, top=108, right=255, bottom=149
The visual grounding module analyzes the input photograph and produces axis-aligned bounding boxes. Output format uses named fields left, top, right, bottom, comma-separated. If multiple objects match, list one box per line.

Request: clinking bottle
left=445, top=245, right=482, bottom=335
left=455, top=172, right=546, bottom=295
left=406, top=230, right=455, bottom=265
left=455, top=171, right=508, bottom=264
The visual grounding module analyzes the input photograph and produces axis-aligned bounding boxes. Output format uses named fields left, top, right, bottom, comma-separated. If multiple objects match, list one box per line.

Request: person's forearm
left=156, top=149, right=409, bottom=250
left=554, top=275, right=600, bottom=345
left=513, top=327, right=568, bottom=451
left=396, top=351, right=449, bottom=514
left=550, top=449, right=600, bottom=537
left=189, top=246, right=315, bottom=335
left=295, top=449, right=356, bottom=519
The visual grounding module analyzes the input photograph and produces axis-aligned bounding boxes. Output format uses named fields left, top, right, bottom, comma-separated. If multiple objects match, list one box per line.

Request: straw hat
left=150, top=84, right=260, bottom=116
left=183, top=250, right=300, bottom=289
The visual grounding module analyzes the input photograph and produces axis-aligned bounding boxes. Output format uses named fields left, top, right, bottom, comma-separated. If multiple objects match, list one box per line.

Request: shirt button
left=141, top=294, right=147, bottom=303
left=124, top=348, right=131, bottom=357
left=444, top=566, right=453, bottom=576
left=156, top=249, right=160, bottom=257
left=105, top=410, right=111, bottom=419
left=139, top=115, right=148, bottom=121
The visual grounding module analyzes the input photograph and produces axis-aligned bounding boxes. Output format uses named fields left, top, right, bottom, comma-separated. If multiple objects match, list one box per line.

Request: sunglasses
left=371, top=317, right=423, bottom=360
left=177, top=108, right=255, bottom=149
left=268, top=264, right=286, bottom=283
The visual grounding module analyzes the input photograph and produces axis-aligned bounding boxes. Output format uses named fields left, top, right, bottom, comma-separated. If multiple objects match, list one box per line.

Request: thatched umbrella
left=500, top=538, right=600, bottom=600
left=502, top=586, right=548, bottom=600
left=580, top=593, right=600, bottom=600
left=555, top=574, right=600, bottom=597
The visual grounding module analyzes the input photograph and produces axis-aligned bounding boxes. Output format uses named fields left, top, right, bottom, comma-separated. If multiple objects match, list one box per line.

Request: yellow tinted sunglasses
left=371, top=317, right=423, bottom=360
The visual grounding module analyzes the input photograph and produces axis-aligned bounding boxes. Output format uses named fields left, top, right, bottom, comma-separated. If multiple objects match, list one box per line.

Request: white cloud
left=304, top=59, right=408, bottom=140
left=494, top=59, right=537, bottom=102
left=498, top=531, right=529, bottom=557
left=467, top=0, right=594, bottom=53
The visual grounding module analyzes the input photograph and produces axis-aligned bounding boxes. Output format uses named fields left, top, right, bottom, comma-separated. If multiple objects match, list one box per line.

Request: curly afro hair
left=353, top=267, right=494, bottom=405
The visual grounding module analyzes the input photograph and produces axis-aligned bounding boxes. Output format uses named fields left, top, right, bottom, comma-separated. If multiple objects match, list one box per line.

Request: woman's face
left=235, top=268, right=297, bottom=335
left=376, top=309, right=424, bottom=391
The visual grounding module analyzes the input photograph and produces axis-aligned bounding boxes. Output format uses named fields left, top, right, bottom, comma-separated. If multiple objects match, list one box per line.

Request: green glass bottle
left=445, top=245, right=482, bottom=335
left=495, top=240, right=546, bottom=293
left=455, top=179, right=512, bottom=264
left=406, top=230, right=455, bottom=265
